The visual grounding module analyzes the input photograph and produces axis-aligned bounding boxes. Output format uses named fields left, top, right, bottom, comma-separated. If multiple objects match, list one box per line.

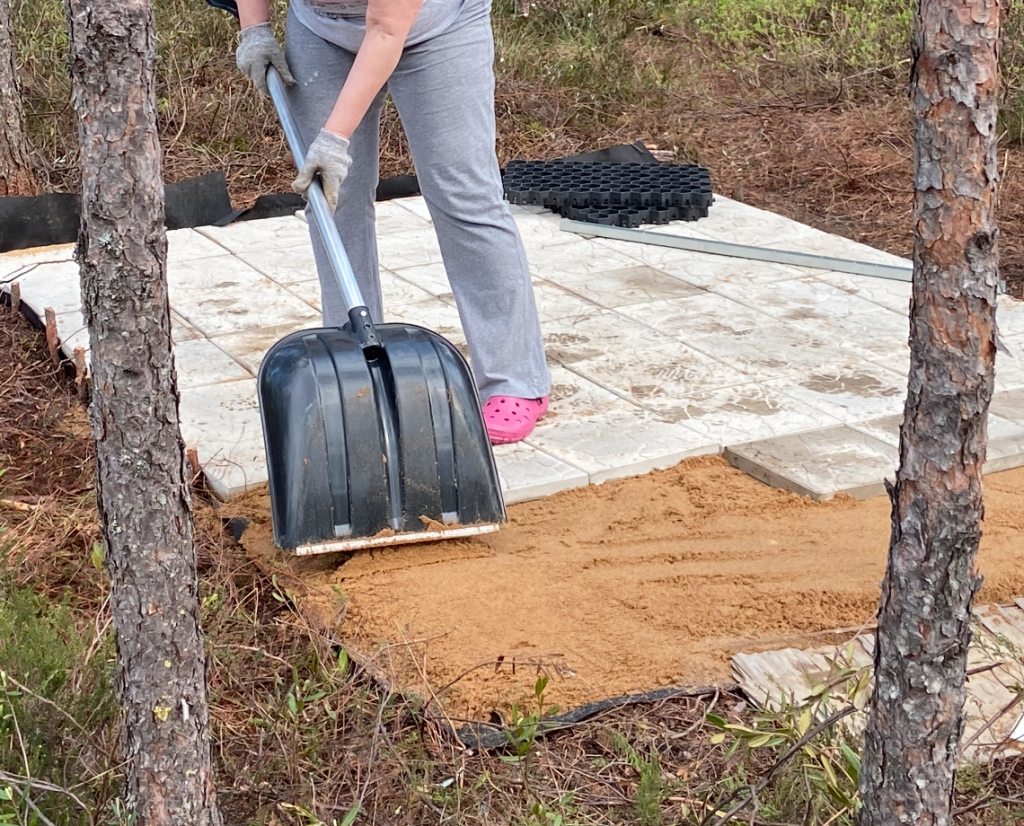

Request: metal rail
left=559, top=219, right=914, bottom=283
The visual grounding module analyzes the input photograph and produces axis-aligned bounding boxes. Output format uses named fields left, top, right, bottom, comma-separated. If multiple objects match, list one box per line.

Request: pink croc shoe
left=482, top=396, right=549, bottom=445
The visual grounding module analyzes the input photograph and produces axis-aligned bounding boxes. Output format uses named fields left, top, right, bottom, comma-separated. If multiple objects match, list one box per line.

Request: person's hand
left=292, top=129, right=352, bottom=212
left=235, top=22, right=295, bottom=96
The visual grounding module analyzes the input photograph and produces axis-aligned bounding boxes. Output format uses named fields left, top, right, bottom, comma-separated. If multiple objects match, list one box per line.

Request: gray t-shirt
left=291, top=0, right=468, bottom=52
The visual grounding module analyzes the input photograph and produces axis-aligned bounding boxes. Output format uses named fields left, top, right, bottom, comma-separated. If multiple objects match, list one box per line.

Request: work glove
left=292, top=129, right=352, bottom=213
left=235, top=22, right=295, bottom=96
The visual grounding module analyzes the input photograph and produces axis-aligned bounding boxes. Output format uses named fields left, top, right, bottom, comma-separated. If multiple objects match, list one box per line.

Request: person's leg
left=386, top=4, right=550, bottom=402
left=284, top=8, right=387, bottom=324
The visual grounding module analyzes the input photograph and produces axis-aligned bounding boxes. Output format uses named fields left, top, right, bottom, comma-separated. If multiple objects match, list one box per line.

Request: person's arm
left=234, top=0, right=294, bottom=95
left=323, top=0, right=425, bottom=138
left=236, top=0, right=271, bottom=28
left=292, top=0, right=423, bottom=210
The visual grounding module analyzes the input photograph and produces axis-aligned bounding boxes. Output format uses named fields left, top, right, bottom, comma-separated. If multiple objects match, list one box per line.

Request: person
left=234, top=0, right=552, bottom=444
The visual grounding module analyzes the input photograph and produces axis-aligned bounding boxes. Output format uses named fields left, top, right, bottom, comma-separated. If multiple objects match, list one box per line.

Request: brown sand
left=238, top=456, right=1024, bottom=722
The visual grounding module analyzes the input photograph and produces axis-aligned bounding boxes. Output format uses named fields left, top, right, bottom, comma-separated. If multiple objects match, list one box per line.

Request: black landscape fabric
left=0, top=143, right=659, bottom=252
left=0, top=171, right=233, bottom=252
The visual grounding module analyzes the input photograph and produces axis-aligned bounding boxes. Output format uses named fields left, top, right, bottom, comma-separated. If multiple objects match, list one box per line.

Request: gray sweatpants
left=284, top=2, right=551, bottom=401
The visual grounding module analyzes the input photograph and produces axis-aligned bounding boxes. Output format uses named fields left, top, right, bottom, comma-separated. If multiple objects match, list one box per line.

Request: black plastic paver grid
left=503, top=161, right=714, bottom=227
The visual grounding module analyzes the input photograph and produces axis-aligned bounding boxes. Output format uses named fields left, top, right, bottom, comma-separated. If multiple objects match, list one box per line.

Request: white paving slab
left=530, top=280, right=606, bottom=325
left=725, top=426, right=899, bottom=501
left=997, top=293, right=1024, bottom=331
left=177, top=379, right=266, bottom=499
left=386, top=262, right=452, bottom=297
left=277, top=267, right=440, bottom=315
left=641, top=381, right=843, bottom=448
left=541, top=365, right=643, bottom=421
left=508, top=209, right=570, bottom=245
left=630, top=248, right=812, bottom=289
left=656, top=195, right=822, bottom=247
left=818, top=271, right=912, bottom=315
left=524, top=409, right=718, bottom=484
left=383, top=293, right=466, bottom=342
left=374, top=199, right=433, bottom=235
left=845, top=414, right=903, bottom=447
left=396, top=198, right=434, bottom=224
left=712, top=275, right=881, bottom=322
left=167, top=255, right=321, bottom=337
left=617, top=292, right=777, bottom=340
left=792, top=311, right=911, bottom=377
left=492, top=442, right=589, bottom=504
left=382, top=269, right=440, bottom=309
left=237, top=244, right=319, bottom=286
left=987, top=416, right=1024, bottom=475
left=776, top=363, right=909, bottom=423
left=0, top=242, right=76, bottom=280
left=9, top=261, right=82, bottom=315
left=686, top=322, right=891, bottom=385
left=167, top=227, right=229, bottom=263
left=541, top=263, right=704, bottom=309
left=528, top=238, right=642, bottom=279
left=55, top=311, right=88, bottom=360
left=210, top=323, right=309, bottom=374
left=995, top=336, right=1024, bottom=392
left=377, top=228, right=444, bottom=271
left=196, top=215, right=310, bottom=254
left=276, top=278, right=324, bottom=312
left=760, top=228, right=912, bottom=268
left=850, top=410, right=1024, bottom=475
left=5, top=192, right=1024, bottom=514
left=172, top=338, right=252, bottom=388
left=991, top=387, right=1024, bottom=424
left=541, top=307, right=678, bottom=366
left=171, top=310, right=204, bottom=343
left=567, top=339, right=748, bottom=405
left=583, top=236, right=705, bottom=271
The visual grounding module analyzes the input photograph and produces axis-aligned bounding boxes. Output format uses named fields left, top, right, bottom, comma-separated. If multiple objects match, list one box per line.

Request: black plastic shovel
left=258, top=67, right=505, bottom=555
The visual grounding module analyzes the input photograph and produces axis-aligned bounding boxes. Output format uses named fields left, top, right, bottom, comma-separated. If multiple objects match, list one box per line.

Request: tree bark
left=0, top=0, right=38, bottom=195
left=64, top=1, right=223, bottom=824
left=857, top=1, right=1000, bottom=825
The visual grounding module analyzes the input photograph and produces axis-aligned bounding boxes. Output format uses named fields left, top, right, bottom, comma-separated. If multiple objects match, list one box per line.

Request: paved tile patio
left=4, top=194, right=1024, bottom=503
left=732, top=601, right=1024, bottom=764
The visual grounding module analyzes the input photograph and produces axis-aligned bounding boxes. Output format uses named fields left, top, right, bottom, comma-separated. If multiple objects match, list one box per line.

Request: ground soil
left=234, top=455, right=1024, bottom=722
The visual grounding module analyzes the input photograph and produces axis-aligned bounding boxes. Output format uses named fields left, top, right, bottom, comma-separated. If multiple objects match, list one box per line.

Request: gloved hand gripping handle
left=266, top=66, right=379, bottom=348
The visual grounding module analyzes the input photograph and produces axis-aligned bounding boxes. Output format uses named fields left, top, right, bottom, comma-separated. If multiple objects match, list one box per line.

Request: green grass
left=0, top=581, right=117, bottom=825
left=677, top=0, right=913, bottom=78
left=492, top=0, right=913, bottom=114
left=494, top=0, right=677, bottom=95
left=1000, top=7, right=1024, bottom=145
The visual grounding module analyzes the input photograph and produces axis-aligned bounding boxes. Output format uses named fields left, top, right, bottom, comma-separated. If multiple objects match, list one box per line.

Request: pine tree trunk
left=64, top=0, right=223, bottom=824
left=857, top=0, right=1000, bottom=824
left=0, top=0, right=38, bottom=196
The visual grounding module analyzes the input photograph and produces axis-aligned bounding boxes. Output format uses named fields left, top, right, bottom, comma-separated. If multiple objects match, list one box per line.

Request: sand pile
left=238, top=456, right=1024, bottom=721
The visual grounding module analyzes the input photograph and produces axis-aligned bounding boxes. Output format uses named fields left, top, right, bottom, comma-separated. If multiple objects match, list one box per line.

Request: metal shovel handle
left=266, top=66, right=368, bottom=320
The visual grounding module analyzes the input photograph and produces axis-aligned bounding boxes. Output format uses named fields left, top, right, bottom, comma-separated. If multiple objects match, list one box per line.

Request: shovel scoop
left=257, top=67, right=506, bottom=555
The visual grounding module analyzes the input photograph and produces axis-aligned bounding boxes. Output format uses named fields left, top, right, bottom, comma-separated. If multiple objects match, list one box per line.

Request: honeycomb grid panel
left=503, top=161, right=714, bottom=228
